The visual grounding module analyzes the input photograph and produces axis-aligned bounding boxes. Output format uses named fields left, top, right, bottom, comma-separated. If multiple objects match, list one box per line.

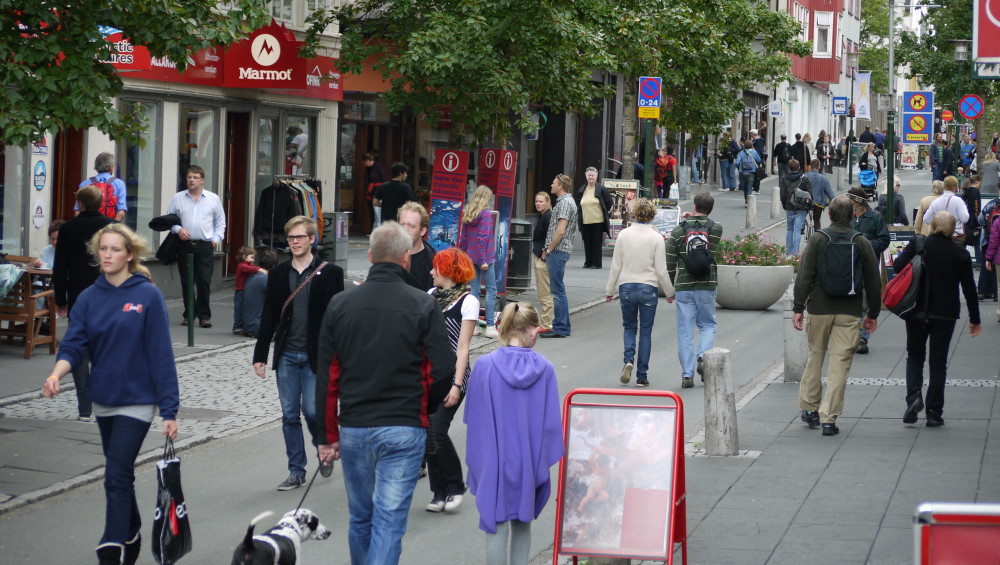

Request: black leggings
left=905, top=317, right=957, bottom=414
left=580, top=223, right=605, bottom=268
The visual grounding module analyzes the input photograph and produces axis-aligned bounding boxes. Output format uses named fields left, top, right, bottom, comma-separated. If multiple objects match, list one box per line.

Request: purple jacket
left=987, top=221, right=1000, bottom=263
left=459, top=209, right=495, bottom=265
left=464, top=346, right=564, bottom=533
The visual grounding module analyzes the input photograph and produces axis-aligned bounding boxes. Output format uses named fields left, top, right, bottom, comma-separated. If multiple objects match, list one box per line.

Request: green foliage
left=859, top=0, right=891, bottom=94
left=313, top=0, right=810, bottom=145
left=0, top=1, right=271, bottom=146
left=716, top=232, right=799, bottom=268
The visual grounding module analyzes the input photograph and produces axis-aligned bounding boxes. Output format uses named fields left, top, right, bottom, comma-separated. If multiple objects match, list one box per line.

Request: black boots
left=96, top=543, right=124, bottom=565
left=124, top=533, right=141, bottom=565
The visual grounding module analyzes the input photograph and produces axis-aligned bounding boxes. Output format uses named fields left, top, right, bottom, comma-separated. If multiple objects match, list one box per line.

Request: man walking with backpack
left=792, top=195, right=882, bottom=436
left=773, top=134, right=793, bottom=183
left=735, top=140, right=761, bottom=207
left=780, top=159, right=813, bottom=256
left=667, top=192, right=723, bottom=389
left=77, top=152, right=127, bottom=222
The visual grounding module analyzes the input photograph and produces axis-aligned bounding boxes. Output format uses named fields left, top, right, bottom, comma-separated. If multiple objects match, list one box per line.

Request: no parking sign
left=638, top=76, right=661, bottom=119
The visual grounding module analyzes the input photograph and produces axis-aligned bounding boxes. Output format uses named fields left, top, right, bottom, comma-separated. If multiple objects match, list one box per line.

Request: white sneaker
left=444, top=493, right=464, bottom=511
left=426, top=497, right=445, bottom=512
left=620, top=362, right=633, bottom=384
left=473, top=326, right=483, bottom=336
left=484, top=326, right=499, bottom=338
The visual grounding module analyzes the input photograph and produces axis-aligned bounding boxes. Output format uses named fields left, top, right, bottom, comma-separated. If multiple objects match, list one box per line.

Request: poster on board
left=605, top=180, right=640, bottom=241
left=428, top=149, right=470, bottom=252
left=478, top=149, right=518, bottom=293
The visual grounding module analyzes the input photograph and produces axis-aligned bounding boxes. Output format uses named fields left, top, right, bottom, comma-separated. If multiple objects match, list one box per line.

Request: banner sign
left=428, top=149, right=470, bottom=252
left=854, top=72, right=872, bottom=120
left=127, top=46, right=224, bottom=87
left=100, top=28, right=151, bottom=71
left=272, top=55, right=344, bottom=101
left=604, top=180, right=640, bottom=241
left=224, top=20, right=306, bottom=89
left=974, top=0, right=1000, bottom=63
left=477, top=149, right=518, bottom=294
left=832, top=97, right=848, bottom=115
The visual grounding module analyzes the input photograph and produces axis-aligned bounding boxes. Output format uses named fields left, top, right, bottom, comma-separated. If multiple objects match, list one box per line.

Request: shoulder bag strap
left=279, top=261, right=329, bottom=320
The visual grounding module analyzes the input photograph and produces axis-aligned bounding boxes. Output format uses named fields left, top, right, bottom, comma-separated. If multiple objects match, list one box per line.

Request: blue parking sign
left=638, top=76, right=662, bottom=108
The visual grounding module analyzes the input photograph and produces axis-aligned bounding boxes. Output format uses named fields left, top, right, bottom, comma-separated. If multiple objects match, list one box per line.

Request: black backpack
left=780, top=143, right=793, bottom=163
left=681, top=219, right=715, bottom=279
left=816, top=229, right=864, bottom=296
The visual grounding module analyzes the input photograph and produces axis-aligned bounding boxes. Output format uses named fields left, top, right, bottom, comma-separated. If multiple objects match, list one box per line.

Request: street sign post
left=833, top=97, right=848, bottom=115
left=942, top=110, right=954, bottom=122
left=959, top=94, right=985, bottom=120
left=638, top=76, right=662, bottom=119
left=901, top=91, right=935, bottom=144
left=973, top=0, right=1000, bottom=63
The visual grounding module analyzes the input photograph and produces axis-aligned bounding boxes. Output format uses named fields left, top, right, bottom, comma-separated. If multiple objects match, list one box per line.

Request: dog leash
left=294, top=466, right=322, bottom=513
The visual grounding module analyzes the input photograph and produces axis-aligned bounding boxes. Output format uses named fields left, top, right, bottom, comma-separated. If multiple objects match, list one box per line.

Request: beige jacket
left=605, top=223, right=676, bottom=297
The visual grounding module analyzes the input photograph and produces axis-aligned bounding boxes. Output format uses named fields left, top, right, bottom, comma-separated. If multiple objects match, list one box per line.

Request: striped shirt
left=666, top=216, right=724, bottom=291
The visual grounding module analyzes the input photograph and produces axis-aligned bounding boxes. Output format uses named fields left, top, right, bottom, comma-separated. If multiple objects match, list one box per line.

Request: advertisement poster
left=651, top=208, right=681, bottom=237
left=428, top=149, right=470, bottom=252
left=558, top=405, right=676, bottom=560
left=901, top=145, right=919, bottom=169
left=477, top=149, right=517, bottom=293
left=604, top=180, right=640, bottom=241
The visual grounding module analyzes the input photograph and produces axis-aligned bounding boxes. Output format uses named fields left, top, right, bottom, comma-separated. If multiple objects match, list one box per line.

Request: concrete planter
left=716, top=264, right=795, bottom=310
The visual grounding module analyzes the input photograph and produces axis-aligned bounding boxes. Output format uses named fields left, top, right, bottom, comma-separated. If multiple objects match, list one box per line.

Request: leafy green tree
left=311, top=0, right=614, bottom=147
left=1, top=1, right=271, bottom=146
left=859, top=0, right=891, bottom=94
left=897, top=0, right=1000, bottom=161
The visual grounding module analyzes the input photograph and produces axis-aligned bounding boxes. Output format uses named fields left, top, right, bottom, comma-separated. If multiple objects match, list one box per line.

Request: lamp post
left=847, top=51, right=860, bottom=185
left=952, top=40, right=971, bottom=148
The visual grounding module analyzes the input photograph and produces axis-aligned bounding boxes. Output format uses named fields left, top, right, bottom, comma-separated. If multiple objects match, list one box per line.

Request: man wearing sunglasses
left=253, top=216, right=345, bottom=491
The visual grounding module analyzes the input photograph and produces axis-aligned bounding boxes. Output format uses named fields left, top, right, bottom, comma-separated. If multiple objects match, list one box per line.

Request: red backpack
left=88, top=176, right=119, bottom=219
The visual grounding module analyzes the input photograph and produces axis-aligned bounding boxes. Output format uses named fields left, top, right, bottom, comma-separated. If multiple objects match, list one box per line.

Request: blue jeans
left=720, top=160, right=736, bottom=189
left=242, top=273, right=267, bottom=335
left=471, top=262, right=497, bottom=327
left=675, top=290, right=718, bottom=378
left=96, top=415, right=151, bottom=545
left=785, top=210, right=808, bottom=255
left=691, top=158, right=701, bottom=183
left=739, top=171, right=755, bottom=202
left=777, top=162, right=788, bottom=185
left=619, top=283, right=658, bottom=380
left=339, top=426, right=426, bottom=565
left=546, top=251, right=571, bottom=336
left=276, top=350, right=318, bottom=477
left=233, top=289, right=244, bottom=332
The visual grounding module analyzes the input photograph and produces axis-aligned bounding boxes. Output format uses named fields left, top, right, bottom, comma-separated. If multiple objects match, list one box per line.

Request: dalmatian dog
left=231, top=509, right=331, bottom=565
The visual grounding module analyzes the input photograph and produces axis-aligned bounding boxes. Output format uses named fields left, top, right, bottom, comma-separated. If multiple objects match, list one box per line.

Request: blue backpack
left=739, top=150, right=758, bottom=172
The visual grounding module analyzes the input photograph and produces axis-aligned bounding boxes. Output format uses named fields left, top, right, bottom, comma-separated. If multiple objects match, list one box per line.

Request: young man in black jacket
left=316, top=222, right=455, bottom=565
left=253, top=216, right=345, bottom=491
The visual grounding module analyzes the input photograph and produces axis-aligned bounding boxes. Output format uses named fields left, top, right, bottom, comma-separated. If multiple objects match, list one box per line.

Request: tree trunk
left=621, top=77, right=638, bottom=181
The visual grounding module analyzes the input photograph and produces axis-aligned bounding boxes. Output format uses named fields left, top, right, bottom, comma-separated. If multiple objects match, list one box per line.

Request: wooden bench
left=0, top=256, right=57, bottom=359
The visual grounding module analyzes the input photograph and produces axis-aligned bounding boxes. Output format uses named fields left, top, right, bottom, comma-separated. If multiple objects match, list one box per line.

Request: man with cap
left=847, top=187, right=889, bottom=354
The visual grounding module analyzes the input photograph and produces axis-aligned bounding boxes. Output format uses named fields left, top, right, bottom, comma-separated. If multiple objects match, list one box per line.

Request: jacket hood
left=487, top=346, right=551, bottom=389
left=93, top=272, right=149, bottom=290
left=785, top=170, right=805, bottom=182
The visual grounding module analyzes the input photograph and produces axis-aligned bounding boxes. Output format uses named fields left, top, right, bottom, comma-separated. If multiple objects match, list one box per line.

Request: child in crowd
left=239, top=248, right=277, bottom=338
left=464, top=302, right=563, bottom=565
left=233, top=246, right=261, bottom=334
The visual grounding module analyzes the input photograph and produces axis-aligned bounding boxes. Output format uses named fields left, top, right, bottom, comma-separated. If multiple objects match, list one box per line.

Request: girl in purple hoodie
left=465, top=302, right=564, bottom=565
left=459, top=185, right=498, bottom=337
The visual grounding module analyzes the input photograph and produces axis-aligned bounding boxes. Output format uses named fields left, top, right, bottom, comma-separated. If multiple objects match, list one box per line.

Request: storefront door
left=224, top=112, right=250, bottom=275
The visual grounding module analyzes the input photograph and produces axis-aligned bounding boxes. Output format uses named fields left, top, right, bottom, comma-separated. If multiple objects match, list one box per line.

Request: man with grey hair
left=316, top=222, right=455, bottom=565
left=77, top=152, right=127, bottom=221
left=792, top=195, right=881, bottom=437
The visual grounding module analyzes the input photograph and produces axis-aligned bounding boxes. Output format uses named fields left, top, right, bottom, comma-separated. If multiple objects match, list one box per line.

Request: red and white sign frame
left=974, top=0, right=1000, bottom=63
left=914, top=502, right=1000, bottom=564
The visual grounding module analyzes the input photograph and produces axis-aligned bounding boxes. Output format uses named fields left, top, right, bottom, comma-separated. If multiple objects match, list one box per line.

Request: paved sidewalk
left=3, top=169, right=998, bottom=564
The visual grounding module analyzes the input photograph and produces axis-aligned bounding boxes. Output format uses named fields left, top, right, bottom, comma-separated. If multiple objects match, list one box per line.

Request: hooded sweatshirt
left=779, top=169, right=812, bottom=211
left=464, top=346, right=564, bottom=534
left=57, top=273, right=179, bottom=419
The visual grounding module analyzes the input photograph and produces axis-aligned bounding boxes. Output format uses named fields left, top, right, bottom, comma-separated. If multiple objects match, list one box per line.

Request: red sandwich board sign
left=914, top=502, right=1000, bottom=564
left=553, top=388, right=687, bottom=565
left=428, top=149, right=470, bottom=252
left=959, top=94, right=985, bottom=120
left=941, top=110, right=953, bottom=122
left=477, top=149, right=518, bottom=294
left=973, top=0, right=1000, bottom=63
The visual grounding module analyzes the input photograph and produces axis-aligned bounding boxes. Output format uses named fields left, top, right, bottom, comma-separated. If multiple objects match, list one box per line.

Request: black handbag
left=152, top=438, right=192, bottom=564
left=754, top=164, right=768, bottom=182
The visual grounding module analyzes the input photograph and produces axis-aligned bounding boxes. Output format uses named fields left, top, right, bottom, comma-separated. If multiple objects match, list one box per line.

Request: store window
left=119, top=100, right=160, bottom=242
left=813, top=12, right=833, bottom=58
left=284, top=115, right=313, bottom=176
left=271, top=0, right=294, bottom=22
left=0, top=142, right=23, bottom=252
left=178, top=105, right=217, bottom=192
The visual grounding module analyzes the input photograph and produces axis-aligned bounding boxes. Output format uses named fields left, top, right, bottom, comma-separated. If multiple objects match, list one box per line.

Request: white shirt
left=166, top=189, right=226, bottom=244
left=922, top=192, right=970, bottom=236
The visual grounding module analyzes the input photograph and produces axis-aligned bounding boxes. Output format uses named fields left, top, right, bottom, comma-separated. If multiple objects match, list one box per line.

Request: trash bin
left=507, top=219, right=532, bottom=290
left=319, top=212, right=350, bottom=271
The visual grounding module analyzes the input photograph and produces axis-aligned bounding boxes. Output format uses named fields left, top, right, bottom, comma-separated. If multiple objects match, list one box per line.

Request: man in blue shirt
left=76, top=152, right=127, bottom=222
left=166, top=165, right=226, bottom=327
left=960, top=136, right=976, bottom=171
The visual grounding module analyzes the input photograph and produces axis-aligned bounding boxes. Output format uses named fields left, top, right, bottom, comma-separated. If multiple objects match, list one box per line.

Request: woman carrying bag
left=575, top=166, right=612, bottom=269
left=43, top=223, right=179, bottom=565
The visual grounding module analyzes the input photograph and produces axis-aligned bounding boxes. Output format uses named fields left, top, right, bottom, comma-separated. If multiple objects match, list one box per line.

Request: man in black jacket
left=52, top=185, right=115, bottom=421
left=253, top=216, right=345, bottom=491
left=316, top=222, right=455, bottom=565
left=773, top=134, right=793, bottom=182
left=397, top=201, right=436, bottom=291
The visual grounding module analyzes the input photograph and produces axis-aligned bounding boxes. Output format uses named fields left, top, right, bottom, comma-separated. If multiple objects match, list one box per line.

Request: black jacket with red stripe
left=315, top=262, right=456, bottom=444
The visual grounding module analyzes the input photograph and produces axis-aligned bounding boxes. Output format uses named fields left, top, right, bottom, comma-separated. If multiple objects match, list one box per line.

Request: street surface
left=1, top=168, right=997, bottom=564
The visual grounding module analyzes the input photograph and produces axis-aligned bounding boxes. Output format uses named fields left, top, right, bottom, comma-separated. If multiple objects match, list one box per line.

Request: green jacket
left=666, top=216, right=724, bottom=291
left=852, top=207, right=890, bottom=255
left=793, top=222, right=882, bottom=317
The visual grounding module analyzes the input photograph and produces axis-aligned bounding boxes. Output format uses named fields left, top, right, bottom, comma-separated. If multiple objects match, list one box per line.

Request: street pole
left=847, top=54, right=858, bottom=186
left=886, top=7, right=896, bottom=225
left=644, top=118, right=654, bottom=198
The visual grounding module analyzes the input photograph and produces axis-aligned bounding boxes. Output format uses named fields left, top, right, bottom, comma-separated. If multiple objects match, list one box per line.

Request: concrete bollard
left=703, top=347, right=739, bottom=456
left=746, top=193, right=757, bottom=228
left=783, top=281, right=808, bottom=383
left=771, top=185, right=782, bottom=218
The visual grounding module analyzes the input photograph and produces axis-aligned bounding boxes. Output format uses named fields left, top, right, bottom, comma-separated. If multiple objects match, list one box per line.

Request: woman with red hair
left=424, top=247, right=479, bottom=513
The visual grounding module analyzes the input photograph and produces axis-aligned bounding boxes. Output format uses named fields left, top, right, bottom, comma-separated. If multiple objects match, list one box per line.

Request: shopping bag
left=151, top=438, right=192, bottom=564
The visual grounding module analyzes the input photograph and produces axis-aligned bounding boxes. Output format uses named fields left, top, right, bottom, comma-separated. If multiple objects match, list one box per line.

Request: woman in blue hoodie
left=43, top=223, right=179, bottom=565
left=465, top=302, right=564, bottom=565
